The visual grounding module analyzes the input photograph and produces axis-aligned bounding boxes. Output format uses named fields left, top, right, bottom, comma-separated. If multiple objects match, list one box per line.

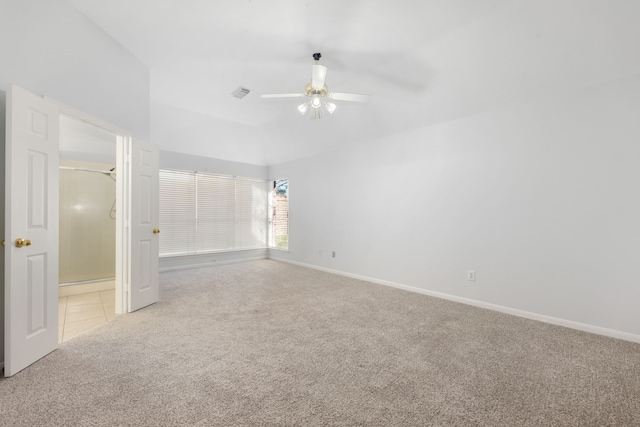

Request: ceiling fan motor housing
left=305, top=82, right=328, bottom=97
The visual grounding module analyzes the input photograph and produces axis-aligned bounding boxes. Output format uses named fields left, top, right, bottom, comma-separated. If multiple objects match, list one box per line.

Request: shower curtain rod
left=59, top=166, right=116, bottom=175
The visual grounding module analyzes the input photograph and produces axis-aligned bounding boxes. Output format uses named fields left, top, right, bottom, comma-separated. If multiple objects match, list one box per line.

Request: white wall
left=0, top=0, right=149, bottom=140
left=269, top=73, right=640, bottom=341
left=160, top=150, right=268, bottom=180
left=159, top=150, right=269, bottom=271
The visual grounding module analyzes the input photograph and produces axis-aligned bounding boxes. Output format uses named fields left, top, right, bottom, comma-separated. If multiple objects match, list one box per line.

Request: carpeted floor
left=1, top=260, right=639, bottom=426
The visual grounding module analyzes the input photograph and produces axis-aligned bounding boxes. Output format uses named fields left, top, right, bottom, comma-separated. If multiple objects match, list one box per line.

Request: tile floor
left=58, top=280, right=119, bottom=343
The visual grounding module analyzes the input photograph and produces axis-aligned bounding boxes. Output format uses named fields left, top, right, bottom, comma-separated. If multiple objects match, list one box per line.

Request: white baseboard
left=159, top=255, right=267, bottom=273
left=271, top=257, right=640, bottom=344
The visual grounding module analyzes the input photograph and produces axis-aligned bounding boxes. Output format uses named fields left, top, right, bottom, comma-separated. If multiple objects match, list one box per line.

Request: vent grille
left=231, top=87, right=251, bottom=99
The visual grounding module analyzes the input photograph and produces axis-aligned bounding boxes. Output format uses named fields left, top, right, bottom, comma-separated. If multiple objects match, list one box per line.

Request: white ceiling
left=65, top=0, right=640, bottom=166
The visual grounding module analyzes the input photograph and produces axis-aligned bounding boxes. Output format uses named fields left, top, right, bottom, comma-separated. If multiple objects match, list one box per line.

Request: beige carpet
left=1, top=260, right=639, bottom=426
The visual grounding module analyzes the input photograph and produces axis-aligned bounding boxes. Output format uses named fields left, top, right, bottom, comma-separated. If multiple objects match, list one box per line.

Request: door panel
left=128, top=139, right=159, bottom=312
left=5, top=85, right=59, bottom=377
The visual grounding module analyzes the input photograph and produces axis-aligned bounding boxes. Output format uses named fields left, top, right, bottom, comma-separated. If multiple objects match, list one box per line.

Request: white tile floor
left=58, top=280, right=119, bottom=343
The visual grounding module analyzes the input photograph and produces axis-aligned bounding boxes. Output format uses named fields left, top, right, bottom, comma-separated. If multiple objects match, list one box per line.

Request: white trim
left=267, top=247, right=290, bottom=253
left=271, top=258, right=640, bottom=344
left=115, top=135, right=130, bottom=315
left=159, top=255, right=267, bottom=273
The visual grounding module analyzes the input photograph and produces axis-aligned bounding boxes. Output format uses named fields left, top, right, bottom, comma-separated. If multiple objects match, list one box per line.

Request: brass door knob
left=15, top=238, right=32, bottom=248
left=153, top=228, right=160, bottom=234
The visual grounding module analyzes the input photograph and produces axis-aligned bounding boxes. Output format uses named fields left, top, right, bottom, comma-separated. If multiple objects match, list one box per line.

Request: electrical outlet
left=467, top=270, right=476, bottom=281
left=332, top=251, right=336, bottom=258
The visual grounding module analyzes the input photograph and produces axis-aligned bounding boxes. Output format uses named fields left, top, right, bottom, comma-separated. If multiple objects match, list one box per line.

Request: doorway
left=57, top=114, right=119, bottom=342
left=5, top=84, right=159, bottom=377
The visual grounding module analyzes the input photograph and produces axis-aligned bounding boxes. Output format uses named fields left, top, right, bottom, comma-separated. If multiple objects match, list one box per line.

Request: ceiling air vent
left=231, top=86, right=251, bottom=99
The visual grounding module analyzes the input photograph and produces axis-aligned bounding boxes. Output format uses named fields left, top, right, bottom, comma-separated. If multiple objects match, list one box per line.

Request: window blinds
left=159, top=170, right=268, bottom=256
left=196, top=173, right=235, bottom=252
left=158, top=170, right=197, bottom=256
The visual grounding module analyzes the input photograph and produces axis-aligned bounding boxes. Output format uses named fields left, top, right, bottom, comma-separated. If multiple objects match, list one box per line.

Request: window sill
left=159, top=247, right=267, bottom=259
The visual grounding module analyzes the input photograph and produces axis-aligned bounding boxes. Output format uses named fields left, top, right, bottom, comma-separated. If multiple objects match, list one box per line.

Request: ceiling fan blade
left=261, top=93, right=304, bottom=99
left=311, top=65, right=328, bottom=90
left=329, top=92, right=371, bottom=102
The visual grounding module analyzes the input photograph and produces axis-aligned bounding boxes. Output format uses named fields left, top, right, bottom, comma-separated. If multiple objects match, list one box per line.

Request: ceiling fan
left=261, top=53, right=371, bottom=119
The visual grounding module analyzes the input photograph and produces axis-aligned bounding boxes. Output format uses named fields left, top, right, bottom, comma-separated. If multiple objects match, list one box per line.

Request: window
left=159, top=170, right=268, bottom=256
left=269, top=179, right=289, bottom=249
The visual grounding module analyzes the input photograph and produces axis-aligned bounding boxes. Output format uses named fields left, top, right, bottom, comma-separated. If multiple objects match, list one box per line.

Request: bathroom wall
left=59, top=160, right=116, bottom=284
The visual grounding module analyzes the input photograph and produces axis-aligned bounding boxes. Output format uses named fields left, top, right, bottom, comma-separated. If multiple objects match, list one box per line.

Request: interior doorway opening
left=57, top=114, right=120, bottom=342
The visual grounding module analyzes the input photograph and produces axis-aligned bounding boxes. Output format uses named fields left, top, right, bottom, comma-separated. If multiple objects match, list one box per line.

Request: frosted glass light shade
left=311, top=97, right=321, bottom=108
left=324, top=102, right=336, bottom=114
left=298, top=102, right=310, bottom=115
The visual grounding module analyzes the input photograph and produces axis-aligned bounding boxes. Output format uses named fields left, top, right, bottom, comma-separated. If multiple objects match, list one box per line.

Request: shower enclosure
left=59, top=159, right=116, bottom=285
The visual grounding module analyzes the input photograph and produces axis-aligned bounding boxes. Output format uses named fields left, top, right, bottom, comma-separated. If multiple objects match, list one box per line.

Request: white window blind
left=159, top=170, right=268, bottom=256
left=159, top=170, right=197, bottom=256
left=196, top=173, right=235, bottom=252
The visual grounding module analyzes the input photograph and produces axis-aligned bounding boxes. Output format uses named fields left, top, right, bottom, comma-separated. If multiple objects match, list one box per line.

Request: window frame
left=268, top=178, right=290, bottom=251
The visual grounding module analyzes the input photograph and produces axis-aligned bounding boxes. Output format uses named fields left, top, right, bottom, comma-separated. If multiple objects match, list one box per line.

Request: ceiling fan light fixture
left=311, top=96, right=322, bottom=108
left=298, top=101, right=310, bottom=115
left=324, top=101, right=336, bottom=114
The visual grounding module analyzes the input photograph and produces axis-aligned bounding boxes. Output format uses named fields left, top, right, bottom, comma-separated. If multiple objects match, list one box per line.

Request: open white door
left=127, top=139, right=159, bottom=312
left=4, top=85, right=59, bottom=376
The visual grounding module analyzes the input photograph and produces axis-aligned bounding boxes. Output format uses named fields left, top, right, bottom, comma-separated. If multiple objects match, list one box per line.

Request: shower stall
left=59, top=159, right=116, bottom=286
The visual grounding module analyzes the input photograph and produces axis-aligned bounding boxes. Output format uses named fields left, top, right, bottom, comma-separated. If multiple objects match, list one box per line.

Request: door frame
left=48, top=99, right=130, bottom=314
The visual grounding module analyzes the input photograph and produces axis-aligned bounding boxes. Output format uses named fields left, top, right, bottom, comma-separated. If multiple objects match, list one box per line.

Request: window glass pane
left=236, top=178, right=268, bottom=249
left=271, top=179, right=289, bottom=249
